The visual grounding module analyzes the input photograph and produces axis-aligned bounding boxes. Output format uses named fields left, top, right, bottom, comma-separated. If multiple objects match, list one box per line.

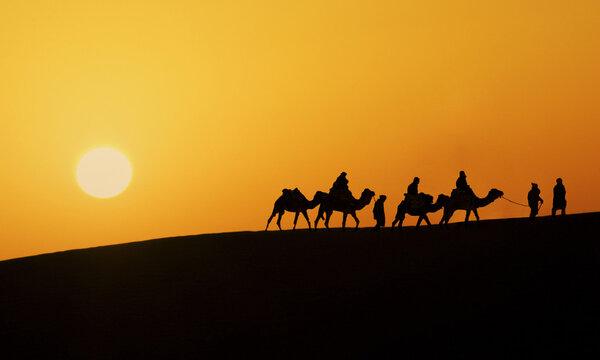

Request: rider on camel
left=407, top=177, right=419, bottom=196
left=405, top=177, right=421, bottom=208
left=455, top=170, right=474, bottom=196
left=330, top=172, right=351, bottom=200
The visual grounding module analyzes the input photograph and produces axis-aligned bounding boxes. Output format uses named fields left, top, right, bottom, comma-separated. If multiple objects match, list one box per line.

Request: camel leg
left=266, top=209, right=277, bottom=231
left=351, top=211, right=360, bottom=229
left=473, top=208, right=480, bottom=222
left=440, top=209, right=454, bottom=226
left=439, top=209, right=447, bottom=225
left=324, top=211, right=332, bottom=230
left=293, top=212, right=300, bottom=230
left=342, top=212, right=348, bottom=230
left=423, top=215, right=432, bottom=227
left=302, top=210, right=311, bottom=229
left=395, top=212, right=405, bottom=229
left=314, top=207, right=323, bottom=229
left=276, top=211, right=284, bottom=231
left=465, top=209, right=471, bottom=225
left=391, top=207, right=401, bottom=230
left=417, top=214, right=431, bottom=228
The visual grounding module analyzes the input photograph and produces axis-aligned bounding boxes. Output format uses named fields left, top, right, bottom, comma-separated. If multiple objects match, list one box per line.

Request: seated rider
left=330, top=172, right=351, bottom=199
left=407, top=177, right=419, bottom=196
left=405, top=177, right=421, bottom=207
left=455, top=170, right=473, bottom=195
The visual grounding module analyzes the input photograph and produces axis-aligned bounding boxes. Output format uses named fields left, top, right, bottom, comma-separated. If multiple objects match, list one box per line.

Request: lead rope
left=501, top=195, right=529, bottom=207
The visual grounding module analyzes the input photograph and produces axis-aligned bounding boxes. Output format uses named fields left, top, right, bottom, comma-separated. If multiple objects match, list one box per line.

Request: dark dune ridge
left=2, top=213, right=600, bottom=358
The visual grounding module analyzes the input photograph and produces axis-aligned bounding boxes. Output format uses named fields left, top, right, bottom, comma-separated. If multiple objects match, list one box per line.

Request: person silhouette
left=407, top=177, right=419, bottom=196
left=331, top=172, right=349, bottom=192
left=330, top=171, right=352, bottom=201
left=456, top=171, right=470, bottom=192
left=552, top=178, right=566, bottom=216
left=405, top=177, right=420, bottom=208
left=373, top=195, right=386, bottom=230
left=528, top=183, right=543, bottom=219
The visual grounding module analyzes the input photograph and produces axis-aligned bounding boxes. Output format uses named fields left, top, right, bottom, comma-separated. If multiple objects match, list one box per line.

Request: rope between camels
left=501, top=196, right=529, bottom=207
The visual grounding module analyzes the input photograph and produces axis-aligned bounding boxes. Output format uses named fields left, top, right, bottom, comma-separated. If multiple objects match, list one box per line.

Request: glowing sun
left=77, top=147, right=132, bottom=198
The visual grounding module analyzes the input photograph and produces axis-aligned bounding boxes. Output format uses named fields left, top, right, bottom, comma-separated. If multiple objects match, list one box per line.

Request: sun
left=77, top=147, right=132, bottom=198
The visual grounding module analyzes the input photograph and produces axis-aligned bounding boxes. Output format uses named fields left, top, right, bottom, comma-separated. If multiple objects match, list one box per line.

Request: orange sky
left=1, top=1, right=599, bottom=260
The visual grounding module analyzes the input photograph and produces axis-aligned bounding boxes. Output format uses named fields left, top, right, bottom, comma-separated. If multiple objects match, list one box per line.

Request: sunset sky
left=1, top=1, right=599, bottom=260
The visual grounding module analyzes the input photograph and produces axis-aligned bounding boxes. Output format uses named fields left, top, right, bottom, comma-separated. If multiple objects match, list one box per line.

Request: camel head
left=361, top=188, right=376, bottom=201
left=488, top=188, right=504, bottom=200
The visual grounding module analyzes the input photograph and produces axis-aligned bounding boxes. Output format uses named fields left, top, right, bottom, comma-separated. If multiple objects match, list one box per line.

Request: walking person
left=552, top=178, right=566, bottom=216
left=528, top=183, right=543, bottom=219
left=373, top=195, right=387, bottom=231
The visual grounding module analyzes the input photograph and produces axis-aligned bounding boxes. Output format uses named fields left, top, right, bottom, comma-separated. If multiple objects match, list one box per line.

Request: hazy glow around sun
left=77, top=147, right=132, bottom=198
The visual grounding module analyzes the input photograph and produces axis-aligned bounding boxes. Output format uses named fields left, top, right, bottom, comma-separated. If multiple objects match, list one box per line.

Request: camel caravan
left=266, top=171, right=505, bottom=231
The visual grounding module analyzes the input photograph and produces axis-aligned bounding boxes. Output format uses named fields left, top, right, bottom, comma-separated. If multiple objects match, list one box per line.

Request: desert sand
left=2, top=213, right=599, bottom=358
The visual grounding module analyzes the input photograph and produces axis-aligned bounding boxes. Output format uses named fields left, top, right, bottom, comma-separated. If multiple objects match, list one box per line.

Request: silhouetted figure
left=330, top=171, right=351, bottom=200
left=331, top=172, right=349, bottom=192
left=528, top=183, right=543, bottom=219
left=456, top=171, right=471, bottom=192
left=407, top=177, right=420, bottom=196
left=404, top=177, right=420, bottom=208
left=552, top=178, right=566, bottom=216
left=373, top=195, right=386, bottom=230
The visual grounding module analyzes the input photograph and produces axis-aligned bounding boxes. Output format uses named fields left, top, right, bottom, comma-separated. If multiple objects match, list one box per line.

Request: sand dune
left=2, top=213, right=599, bottom=358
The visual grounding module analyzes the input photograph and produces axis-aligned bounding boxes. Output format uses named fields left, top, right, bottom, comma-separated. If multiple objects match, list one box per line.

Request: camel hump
left=292, top=188, right=308, bottom=201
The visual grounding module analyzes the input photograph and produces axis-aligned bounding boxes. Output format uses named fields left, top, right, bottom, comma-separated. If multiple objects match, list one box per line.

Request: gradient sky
left=1, top=1, right=599, bottom=260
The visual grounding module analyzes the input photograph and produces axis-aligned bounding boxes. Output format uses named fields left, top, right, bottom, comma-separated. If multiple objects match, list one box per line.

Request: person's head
left=557, top=178, right=563, bottom=184
left=459, top=170, right=466, bottom=177
left=340, top=172, right=347, bottom=177
left=531, top=182, right=538, bottom=188
left=380, top=195, right=387, bottom=201
left=413, top=177, right=420, bottom=184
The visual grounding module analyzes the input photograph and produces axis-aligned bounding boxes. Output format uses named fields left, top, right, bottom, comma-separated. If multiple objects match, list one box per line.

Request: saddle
left=329, top=188, right=353, bottom=202
left=404, top=193, right=433, bottom=209
left=451, top=187, right=474, bottom=202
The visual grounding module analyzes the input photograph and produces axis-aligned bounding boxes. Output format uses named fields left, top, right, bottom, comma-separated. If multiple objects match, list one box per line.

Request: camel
left=439, top=188, right=504, bottom=225
left=266, top=188, right=328, bottom=231
left=314, top=188, right=376, bottom=230
left=391, top=193, right=450, bottom=229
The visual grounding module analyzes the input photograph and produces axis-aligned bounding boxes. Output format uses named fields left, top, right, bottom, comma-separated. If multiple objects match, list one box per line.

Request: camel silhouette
left=439, top=188, right=503, bottom=225
left=391, top=194, right=449, bottom=229
left=266, top=188, right=329, bottom=231
left=314, top=188, right=376, bottom=230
